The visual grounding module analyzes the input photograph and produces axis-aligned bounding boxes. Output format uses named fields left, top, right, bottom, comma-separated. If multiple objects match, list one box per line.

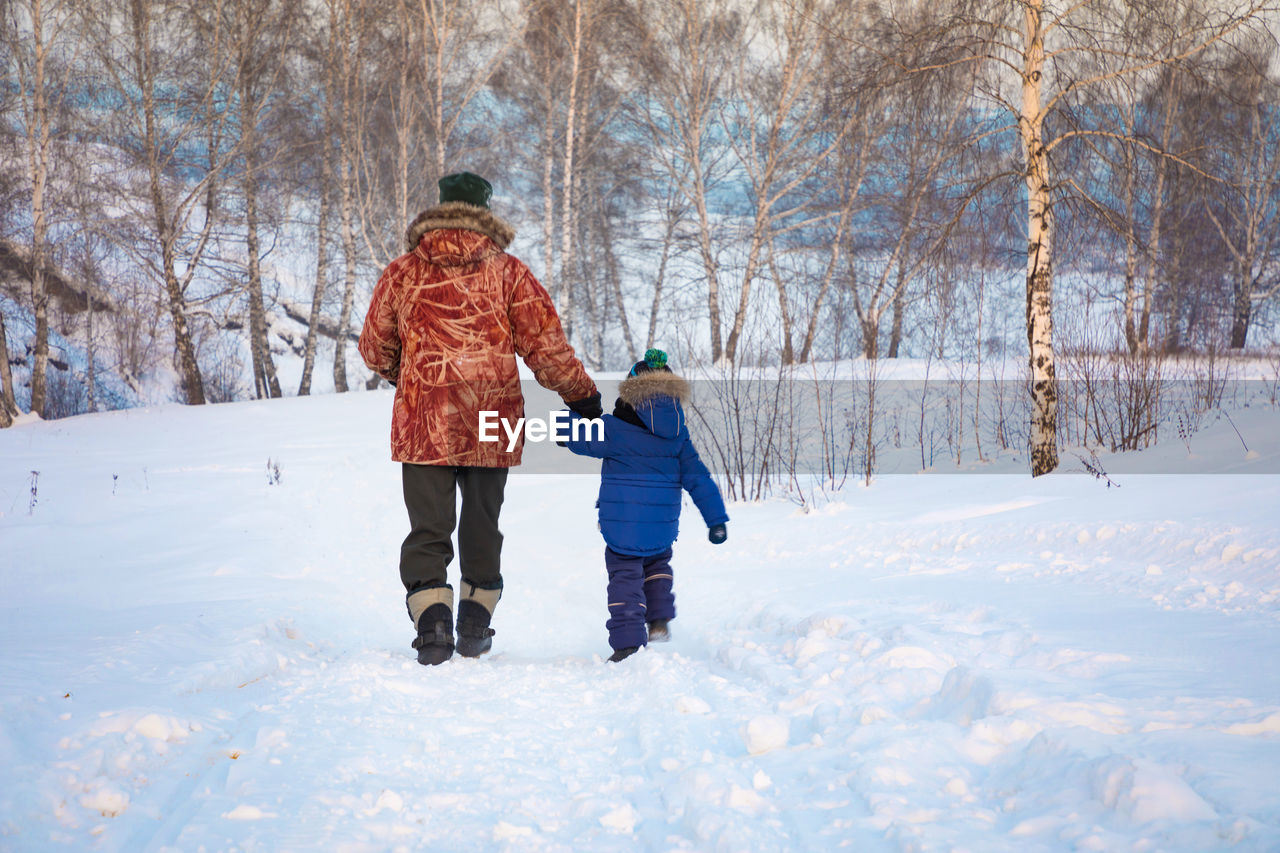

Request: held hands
left=566, top=392, right=604, bottom=421
left=708, top=524, right=727, bottom=545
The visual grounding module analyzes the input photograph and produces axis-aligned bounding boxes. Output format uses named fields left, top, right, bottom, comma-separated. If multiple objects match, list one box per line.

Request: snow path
left=2, top=391, right=1279, bottom=851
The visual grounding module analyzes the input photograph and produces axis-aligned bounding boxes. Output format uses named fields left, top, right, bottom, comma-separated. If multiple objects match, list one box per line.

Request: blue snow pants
left=603, top=546, right=675, bottom=650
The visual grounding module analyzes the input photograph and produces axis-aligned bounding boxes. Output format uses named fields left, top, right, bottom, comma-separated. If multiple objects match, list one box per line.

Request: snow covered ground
left=2, top=388, right=1279, bottom=851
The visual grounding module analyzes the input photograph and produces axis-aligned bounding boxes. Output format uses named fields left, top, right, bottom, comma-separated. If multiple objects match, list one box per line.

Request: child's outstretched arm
left=678, top=437, right=729, bottom=530
left=559, top=411, right=613, bottom=459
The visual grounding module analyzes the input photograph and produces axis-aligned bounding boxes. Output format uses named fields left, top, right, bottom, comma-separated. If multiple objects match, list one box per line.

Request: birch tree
left=1202, top=40, right=1280, bottom=348
left=355, top=0, right=519, bottom=268
left=329, top=0, right=366, bottom=393
left=228, top=0, right=299, bottom=400
left=636, top=0, right=742, bottom=363
left=297, top=11, right=340, bottom=396
left=416, top=0, right=521, bottom=178
left=720, top=0, right=860, bottom=366
left=7, top=0, right=76, bottom=416
left=0, top=310, right=17, bottom=425
left=864, top=0, right=1274, bottom=474
left=86, top=0, right=240, bottom=406
left=1116, top=67, right=1183, bottom=354
left=502, top=0, right=644, bottom=357
left=834, top=4, right=987, bottom=362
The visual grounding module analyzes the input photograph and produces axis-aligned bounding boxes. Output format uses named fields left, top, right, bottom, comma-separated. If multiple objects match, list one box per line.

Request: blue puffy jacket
left=563, top=371, right=728, bottom=556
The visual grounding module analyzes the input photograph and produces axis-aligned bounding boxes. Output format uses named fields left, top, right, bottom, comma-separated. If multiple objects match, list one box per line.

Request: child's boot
left=647, top=619, right=671, bottom=642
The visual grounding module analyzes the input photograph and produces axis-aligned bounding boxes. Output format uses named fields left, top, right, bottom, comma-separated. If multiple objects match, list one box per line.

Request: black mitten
left=708, top=524, right=727, bottom=544
left=566, top=392, right=603, bottom=420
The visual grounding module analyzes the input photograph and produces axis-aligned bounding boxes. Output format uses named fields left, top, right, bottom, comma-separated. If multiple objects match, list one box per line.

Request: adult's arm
left=507, top=258, right=597, bottom=404
left=358, top=265, right=401, bottom=384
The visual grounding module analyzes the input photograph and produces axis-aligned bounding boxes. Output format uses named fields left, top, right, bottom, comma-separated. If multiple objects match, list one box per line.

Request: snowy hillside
left=2, top=389, right=1279, bottom=851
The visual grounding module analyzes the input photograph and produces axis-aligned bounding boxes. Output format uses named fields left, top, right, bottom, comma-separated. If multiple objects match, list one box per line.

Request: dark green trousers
left=400, top=464, right=508, bottom=594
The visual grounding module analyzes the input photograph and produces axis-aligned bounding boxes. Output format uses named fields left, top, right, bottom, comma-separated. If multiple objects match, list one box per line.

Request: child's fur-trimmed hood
left=404, top=202, right=516, bottom=253
left=618, top=371, right=689, bottom=406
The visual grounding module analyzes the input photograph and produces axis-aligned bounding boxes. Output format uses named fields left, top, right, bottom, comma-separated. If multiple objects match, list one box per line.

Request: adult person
left=359, top=171, right=602, bottom=665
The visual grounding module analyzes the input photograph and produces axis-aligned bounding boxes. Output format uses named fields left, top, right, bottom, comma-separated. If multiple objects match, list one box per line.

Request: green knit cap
left=629, top=348, right=669, bottom=376
left=438, top=172, right=492, bottom=208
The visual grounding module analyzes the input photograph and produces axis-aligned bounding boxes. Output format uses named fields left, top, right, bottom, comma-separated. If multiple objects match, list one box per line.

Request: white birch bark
left=1020, top=0, right=1058, bottom=476
left=20, top=0, right=54, bottom=415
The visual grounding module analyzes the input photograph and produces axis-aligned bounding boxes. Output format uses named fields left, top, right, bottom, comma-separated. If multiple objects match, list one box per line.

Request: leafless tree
left=1200, top=38, right=1280, bottom=348
left=495, top=0, right=646, bottom=364
left=226, top=0, right=302, bottom=399
left=84, top=0, right=243, bottom=406
left=634, top=0, right=743, bottom=363
left=6, top=0, right=79, bottom=416
left=328, top=0, right=367, bottom=393
left=297, top=11, right=340, bottom=397
left=0, top=309, right=17, bottom=425
left=1116, top=66, right=1184, bottom=355
left=718, top=0, right=863, bottom=367
left=845, top=0, right=1274, bottom=474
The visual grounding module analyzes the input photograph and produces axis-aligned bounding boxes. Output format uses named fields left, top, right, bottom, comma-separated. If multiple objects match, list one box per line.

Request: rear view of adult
left=359, top=171, right=602, bottom=665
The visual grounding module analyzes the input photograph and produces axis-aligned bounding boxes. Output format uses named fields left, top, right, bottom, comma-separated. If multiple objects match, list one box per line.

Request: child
left=562, top=349, right=729, bottom=661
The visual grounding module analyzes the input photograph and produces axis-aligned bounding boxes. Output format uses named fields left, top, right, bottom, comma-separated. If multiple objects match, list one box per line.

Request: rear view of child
left=562, top=349, right=728, bottom=661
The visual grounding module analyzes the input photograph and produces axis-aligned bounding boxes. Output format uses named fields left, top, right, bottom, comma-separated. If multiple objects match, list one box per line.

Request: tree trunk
left=237, top=29, right=281, bottom=401
left=1230, top=266, right=1252, bottom=349
left=132, top=0, right=206, bottom=405
left=1121, top=128, right=1140, bottom=353
left=244, top=163, right=281, bottom=398
left=299, top=144, right=332, bottom=396
left=799, top=149, right=859, bottom=364
left=696, top=175, right=723, bottom=363
left=332, top=0, right=359, bottom=393
left=0, top=309, right=18, bottom=424
left=860, top=314, right=879, bottom=360
left=426, top=0, right=447, bottom=176
left=85, top=250, right=97, bottom=413
left=1139, top=153, right=1168, bottom=349
left=887, top=264, right=906, bottom=359
left=160, top=239, right=207, bottom=405
left=768, top=254, right=794, bottom=365
left=557, top=0, right=584, bottom=343
left=334, top=138, right=357, bottom=393
left=599, top=194, right=635, bottom=360
left=1132, top=74, right=1177, bottom=352
left=722, top=224, right=765, bottom=364
left=541, top=105, right=556, bottom=287
left=1021, top=0, right=1058, bottom=476
left=25, top=0, right=52, bottom=416
left=646, top=213, right=676, bottom=350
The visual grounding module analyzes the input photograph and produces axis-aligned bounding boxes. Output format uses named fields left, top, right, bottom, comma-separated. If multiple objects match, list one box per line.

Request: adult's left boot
left=407, top=585, right=454, bottom=666
left=456, top=579, right=501, bottom=658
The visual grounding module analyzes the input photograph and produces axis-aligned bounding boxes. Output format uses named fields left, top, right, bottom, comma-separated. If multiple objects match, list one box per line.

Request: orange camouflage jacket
left=358, top=202, right=596, bottom=466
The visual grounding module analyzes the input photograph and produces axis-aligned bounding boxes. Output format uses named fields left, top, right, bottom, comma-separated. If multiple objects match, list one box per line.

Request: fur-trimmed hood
left=618, top=371, right=689, bottom=406
left=617, top=371, right=689, bottom=439
left=404, top=202, right=516, bottom=254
